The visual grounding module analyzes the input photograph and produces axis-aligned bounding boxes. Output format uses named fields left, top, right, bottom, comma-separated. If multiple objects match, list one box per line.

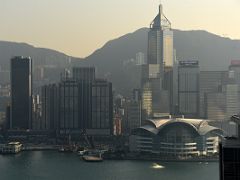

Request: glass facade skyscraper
left=59, top=79, right=92, bottom=132
left=41, top=84, right=58, bottom=130
left=41, top=67, right=113, bottom=135
left=10, top=56, right=32, bottom=129
left=220, top=115, right=240, bottom=180
left=178, top=61, right=199, bottom=118
left=72, top=67, right=95, bottom=82
left=147, top=5, right=173, bottom=68
left=199, top=71, right=228, bottom=118
left=88, top=79, right=113, bottom=135
left=142, top=4, right=174, bottom=119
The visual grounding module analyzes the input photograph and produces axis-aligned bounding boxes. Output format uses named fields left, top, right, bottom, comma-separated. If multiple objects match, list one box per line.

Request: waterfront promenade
left=17, top=144, right=219, bottom=162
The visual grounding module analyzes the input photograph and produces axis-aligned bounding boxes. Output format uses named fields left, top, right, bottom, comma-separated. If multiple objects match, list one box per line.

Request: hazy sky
left=0, top=0, right=239, bottom=58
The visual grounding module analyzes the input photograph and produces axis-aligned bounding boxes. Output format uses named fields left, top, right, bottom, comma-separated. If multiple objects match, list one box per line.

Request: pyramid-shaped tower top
left=150, top=4, right=171, bottom=30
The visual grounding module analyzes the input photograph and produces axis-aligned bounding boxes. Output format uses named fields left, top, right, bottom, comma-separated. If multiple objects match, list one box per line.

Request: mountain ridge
left=1, top=28, right=240, bottom=95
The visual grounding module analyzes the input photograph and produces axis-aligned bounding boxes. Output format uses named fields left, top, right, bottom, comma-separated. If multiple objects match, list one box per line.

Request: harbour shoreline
left=22, top=147, right=220, bottom=163
left=0, top=143, right=219, bottom=162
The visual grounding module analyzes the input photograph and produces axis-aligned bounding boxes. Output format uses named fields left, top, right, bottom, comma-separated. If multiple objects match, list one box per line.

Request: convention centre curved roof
left=132, top=118, right=223, bottom=137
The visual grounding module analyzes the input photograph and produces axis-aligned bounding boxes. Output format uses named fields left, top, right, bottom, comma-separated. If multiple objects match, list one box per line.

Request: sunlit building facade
left=206, top=92, right=226, bottom=121
left=141, top=65, right=153, bottom=117
left=225, top=84, right=240, bottom=120
left=147, top=5, right=173, bottom=68
left=199, top=71, right=228, bottom=118
left=163, top=29, right=174, bottom=67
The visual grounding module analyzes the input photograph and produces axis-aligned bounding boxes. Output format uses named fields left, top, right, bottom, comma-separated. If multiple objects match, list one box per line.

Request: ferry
left=0, top=142, right=22, bottom=154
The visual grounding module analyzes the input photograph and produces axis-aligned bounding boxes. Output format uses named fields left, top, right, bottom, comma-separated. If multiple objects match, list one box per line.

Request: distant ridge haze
left=85, top=28, right=240, bottom=69
left=1, top=0, right=239, bottom=57
left=1, top=28, right=240, bottom=94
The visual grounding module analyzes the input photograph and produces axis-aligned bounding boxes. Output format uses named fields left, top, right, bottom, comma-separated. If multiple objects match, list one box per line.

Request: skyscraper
left=225, top=84, right=240, bottom=120
left=72, top=67, right=95, bottom=82
left=41, top=84, right=59, bottom=130
left=136, top=52, right=145, bottom=65
left=58, top=78, right=92, bottom=133
left=229, top=60, right=240, bottom=85
left=10, top=56, right=32, bottom=129
left=206, top=92, right=226, bottom=121
left=88, top=79, right=113, bottom=135
left=141, top=4, right=174, bottom=118
left=219, top=115, right=240, bottom=180
left=178, top=60, right=199, bottom=118
left=41, top=67, right=113, bottom=135
left=199, top=71, right=228, bottom=118
left=147, top=4, right=173, bottom=70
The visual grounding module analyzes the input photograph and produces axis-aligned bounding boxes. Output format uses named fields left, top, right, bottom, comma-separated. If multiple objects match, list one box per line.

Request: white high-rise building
left=136, top=52, right=145, bottom=65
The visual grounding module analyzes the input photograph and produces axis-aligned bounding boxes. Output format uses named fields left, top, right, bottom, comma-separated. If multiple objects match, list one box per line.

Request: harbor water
left=0, top=151, right=219, bottom=180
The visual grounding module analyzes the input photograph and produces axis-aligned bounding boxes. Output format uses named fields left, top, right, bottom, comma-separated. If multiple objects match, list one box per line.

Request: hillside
left=1, top=28, right=240, bottom=95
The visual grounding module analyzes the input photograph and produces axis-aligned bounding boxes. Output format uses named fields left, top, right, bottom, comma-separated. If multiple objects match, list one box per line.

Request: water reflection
left=151, top=163, right=165, bottom=169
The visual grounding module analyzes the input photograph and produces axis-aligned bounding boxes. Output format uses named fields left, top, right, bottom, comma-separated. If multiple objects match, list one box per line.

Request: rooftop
left=133, top=118, right=224, bottom=137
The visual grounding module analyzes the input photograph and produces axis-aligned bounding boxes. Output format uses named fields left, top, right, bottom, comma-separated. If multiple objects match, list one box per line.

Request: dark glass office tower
left=41, top=67, right=113, bottom=136
left=71, top=67, right=96, bottom=132
left=219, top=141, right=240, bottom=180
left=72, top=67, right=95, bottom=82
left=10, top=56, right=32, bottom=129
left=219, top=115, right=240, bottom=180
left=178, top=60, right=199, bottom=118
left=41, top=84, right=59, bottom=130
left=58, top=79, right=92, bottom=132
left=88, top=79, right=113, bottom=135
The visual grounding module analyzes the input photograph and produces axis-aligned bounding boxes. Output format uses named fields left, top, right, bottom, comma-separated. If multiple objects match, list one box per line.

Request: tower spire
left=159, top=4, right=163, bottom=15
left=159, top=4, right=163, bottom=28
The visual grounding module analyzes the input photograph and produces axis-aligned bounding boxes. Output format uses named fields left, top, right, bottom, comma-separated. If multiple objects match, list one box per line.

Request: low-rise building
left=0, top=142, right=22, bottom=154
left=129, top=117, right=223, bottom=157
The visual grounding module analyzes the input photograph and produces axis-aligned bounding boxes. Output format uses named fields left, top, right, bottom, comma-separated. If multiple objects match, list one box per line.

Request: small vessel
left=0, top=142, right=22, bottom=154
left=58, top=146, right=65, bottom=152
left=82, top=151, right=103, bottom=162
left=152, top=163, right=165, bottom=169
left=78, top=149, right=88, bottom=156
left=82, top=155, right=103, bottom=162
left=58, top=146, right=73, bottom=153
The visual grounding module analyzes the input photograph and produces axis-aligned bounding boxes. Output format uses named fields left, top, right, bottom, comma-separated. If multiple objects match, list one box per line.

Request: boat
left=0, top=142, right=22, bottom=154
left=82, top=155, right=103, bottom=162
left=58, top=146, right=73, bottom=153
left=58, top=146, right=65, bottom=152
left=82, top=151, right=103, bottom=162
left=78, top=149, right=88, bottom=156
